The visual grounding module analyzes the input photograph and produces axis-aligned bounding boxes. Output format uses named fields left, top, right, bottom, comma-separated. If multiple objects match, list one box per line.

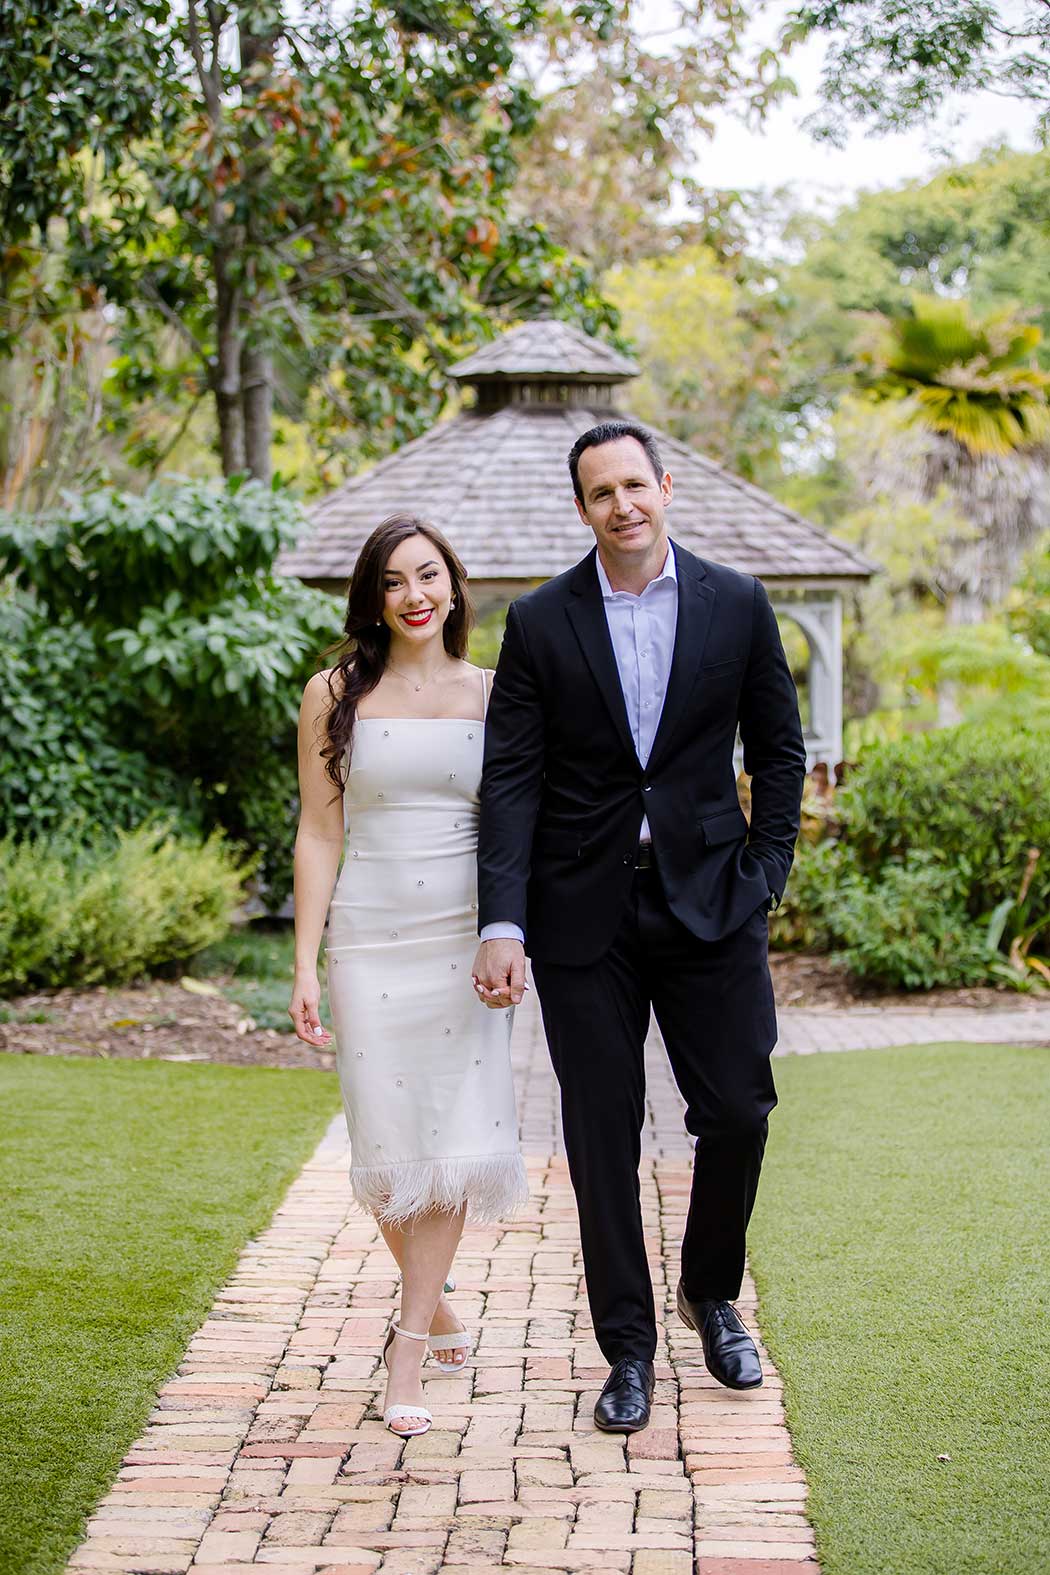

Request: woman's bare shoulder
left=304, top=665, right=348, bottom=701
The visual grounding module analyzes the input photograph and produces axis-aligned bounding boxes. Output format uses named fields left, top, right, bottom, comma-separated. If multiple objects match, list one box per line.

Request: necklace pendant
left=414, top=683, right=422, bottom=691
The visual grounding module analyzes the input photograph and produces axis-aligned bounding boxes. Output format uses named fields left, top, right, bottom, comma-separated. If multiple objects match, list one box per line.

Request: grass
left=189, top=919, right=324, bottom=1032
left=0, top=1055, right=340, bottom=1575
left=750, top=1042, right=1050, bottom=1575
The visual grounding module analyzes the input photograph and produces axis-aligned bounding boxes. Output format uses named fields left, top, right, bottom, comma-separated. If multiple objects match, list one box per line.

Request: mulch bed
left=0, top=978, right=334, bottom=1070
left=768, top=951, right=1047, bottom=1011
left=2, top=955, right=1045, bottom=1070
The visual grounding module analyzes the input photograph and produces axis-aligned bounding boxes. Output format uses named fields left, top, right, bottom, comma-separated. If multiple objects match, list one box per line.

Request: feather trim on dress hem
left=349, top=1152, right=529, bottom=1226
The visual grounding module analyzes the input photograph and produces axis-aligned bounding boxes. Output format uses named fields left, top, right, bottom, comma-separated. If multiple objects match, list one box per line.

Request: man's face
left=574, top=436, right=673, bottom=566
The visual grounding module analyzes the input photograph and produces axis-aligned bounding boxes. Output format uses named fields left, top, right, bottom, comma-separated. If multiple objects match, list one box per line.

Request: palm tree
left=862, top=297, right=1050, bottom=628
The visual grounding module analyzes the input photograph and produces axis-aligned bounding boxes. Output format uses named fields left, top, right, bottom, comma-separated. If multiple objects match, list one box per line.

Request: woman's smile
left=401, top=608, right=435, bottom=627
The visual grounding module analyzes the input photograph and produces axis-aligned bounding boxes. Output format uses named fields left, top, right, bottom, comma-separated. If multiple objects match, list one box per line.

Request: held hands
left=471, top=938, right=527, bottom=1009
left=289, top=969, right=333, bottom=1047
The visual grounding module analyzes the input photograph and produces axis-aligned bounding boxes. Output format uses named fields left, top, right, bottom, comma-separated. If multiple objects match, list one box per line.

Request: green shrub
left=0, top=478, right=338, bottom=902
left=829, top=851, right=992, bottom=991
left=777, top=722, right=1050, bottom=989
left=0, top=592, right=200, bottom=839
left=838, top=724, right=1050, bottom=928
left=0, top=824, right=250, bottom=995
left=769, top=840, right=843, bottom=952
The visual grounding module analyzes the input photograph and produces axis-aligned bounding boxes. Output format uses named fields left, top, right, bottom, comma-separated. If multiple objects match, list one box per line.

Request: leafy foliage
left=829, top=849, right=992, bottom=990
left=777, top=724, right=1050, bottom=988
left=604, top=244, right=792, bottom=479
left=837, top=724, right=1050, bottom=925
left=0, top=0, right=177, bottom=243
left=511, top=2, right=792, bottom=272
left=0, top=590, right=199, bottom=838
left=1010, top=536, right=1050, bottom=659
left=861, top=297, right=1050, bottom=458
left=0, top=478, right=338, bottom=899
left=0, top=822, right=248, bottom=994
left=892, top=621, right=1050, bottom=727
left=1, top=0, right=618, bottom=482
left=789, top=0, right=1050, bottom=143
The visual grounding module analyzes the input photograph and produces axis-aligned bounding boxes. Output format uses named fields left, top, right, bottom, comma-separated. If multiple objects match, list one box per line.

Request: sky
left=698, top=36, right=1043, bottom=204
left=662, top=0, right=1045, bottom=208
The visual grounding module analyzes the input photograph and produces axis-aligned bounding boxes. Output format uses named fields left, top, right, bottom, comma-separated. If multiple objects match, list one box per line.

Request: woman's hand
left=289, top=970, right=333, bottom=1047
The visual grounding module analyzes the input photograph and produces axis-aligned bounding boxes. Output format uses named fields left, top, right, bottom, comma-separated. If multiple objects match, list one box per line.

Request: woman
left=289, top=514, right=528, bottom=1439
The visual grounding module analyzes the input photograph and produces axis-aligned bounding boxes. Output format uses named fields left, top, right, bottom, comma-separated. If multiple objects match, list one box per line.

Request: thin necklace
left=386, top=661, right=449, bottom=694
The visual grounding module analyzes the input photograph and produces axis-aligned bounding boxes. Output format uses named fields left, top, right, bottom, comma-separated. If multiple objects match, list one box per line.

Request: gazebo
left=281, top=319, right=876, bottom=767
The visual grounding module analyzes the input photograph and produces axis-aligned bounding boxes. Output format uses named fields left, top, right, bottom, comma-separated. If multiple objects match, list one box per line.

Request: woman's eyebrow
left=385, top=559, right=439, bottom=578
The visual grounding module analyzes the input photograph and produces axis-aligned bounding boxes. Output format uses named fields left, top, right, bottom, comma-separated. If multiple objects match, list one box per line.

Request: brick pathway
left=68, top=990, right=822, bottom=1575
left=64, top=983, right=1050, bottom=1575
left=775, top=1001, right=1050, bottom=1056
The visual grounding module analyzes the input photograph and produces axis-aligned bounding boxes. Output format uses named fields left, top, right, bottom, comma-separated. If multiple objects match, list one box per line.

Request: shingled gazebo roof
left=281, top=319, right=875, bottom=588
left=450, top=318, right=639, bottom=382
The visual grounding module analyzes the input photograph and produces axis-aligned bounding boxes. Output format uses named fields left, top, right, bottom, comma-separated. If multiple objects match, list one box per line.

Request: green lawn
left=751, top=1041, right=1050, bottom=1575
left=0, top=1055, right=340, bottom=1575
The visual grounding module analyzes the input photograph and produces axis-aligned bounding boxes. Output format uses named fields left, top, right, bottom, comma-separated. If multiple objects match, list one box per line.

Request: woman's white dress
left=326, top=716, right=528, bottom=1224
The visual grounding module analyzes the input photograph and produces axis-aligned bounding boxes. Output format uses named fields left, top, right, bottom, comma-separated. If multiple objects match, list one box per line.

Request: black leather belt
left=635, top=842, right=654, bottom=871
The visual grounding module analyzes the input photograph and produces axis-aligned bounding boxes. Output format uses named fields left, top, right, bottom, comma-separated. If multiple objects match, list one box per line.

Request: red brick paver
left=66, top=992, right=819, bottom=1575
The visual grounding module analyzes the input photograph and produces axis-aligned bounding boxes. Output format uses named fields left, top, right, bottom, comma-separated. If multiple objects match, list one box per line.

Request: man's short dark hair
left=567, top=420, right=664, bottom=505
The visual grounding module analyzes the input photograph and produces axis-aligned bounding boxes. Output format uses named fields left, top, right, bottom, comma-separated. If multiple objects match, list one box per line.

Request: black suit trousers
left=531, top=862, right=778, bottom=1365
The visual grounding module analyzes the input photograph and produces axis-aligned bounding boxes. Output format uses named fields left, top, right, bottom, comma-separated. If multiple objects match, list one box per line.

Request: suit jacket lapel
left=647, top=545, right=716, bottom=774
left=565, top=550, right=638, bottom=764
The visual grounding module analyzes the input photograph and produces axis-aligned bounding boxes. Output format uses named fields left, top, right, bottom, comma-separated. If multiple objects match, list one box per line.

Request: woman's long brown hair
left=321, top=514, right=476, bottom=791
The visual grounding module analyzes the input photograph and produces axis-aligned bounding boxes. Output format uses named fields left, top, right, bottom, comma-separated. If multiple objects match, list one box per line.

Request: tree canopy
left=788, top=0, right=1050, bottom=142
left=0, top=0, right=615, bottom=483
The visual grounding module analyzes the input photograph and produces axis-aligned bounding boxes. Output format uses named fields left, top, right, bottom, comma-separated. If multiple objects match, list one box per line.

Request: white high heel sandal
left=381, top=1323, right=432, bottom=1437
left=427, top=1327, right=473, bottom=1373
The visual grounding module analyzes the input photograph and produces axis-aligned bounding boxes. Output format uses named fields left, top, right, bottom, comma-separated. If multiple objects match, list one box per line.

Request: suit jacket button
left=643, top=783, right=652, bottom=792
left=623, top=854, right=632, bottom=865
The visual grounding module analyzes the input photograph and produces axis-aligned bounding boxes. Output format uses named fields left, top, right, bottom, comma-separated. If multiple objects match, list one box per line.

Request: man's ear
left=573, top=495, right=589, bottom=525
left=661, top=471, right=673, bottom=506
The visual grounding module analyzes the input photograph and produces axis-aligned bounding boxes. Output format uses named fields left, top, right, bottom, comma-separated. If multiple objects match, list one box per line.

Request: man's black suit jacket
left=478, top=541, right=807, bottom=966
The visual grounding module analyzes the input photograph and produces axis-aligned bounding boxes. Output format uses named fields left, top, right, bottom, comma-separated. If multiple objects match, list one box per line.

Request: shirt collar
left=595, top=541, right=677, bottom=600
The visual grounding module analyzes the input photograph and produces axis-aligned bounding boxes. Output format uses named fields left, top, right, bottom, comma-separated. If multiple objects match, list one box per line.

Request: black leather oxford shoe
left=593, top=1357, right=655, bottom=1433
left=676, top=1282, right=763, bottom=1390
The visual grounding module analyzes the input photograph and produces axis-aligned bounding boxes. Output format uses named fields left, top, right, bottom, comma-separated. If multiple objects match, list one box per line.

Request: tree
left=782, top=147, right=1050, bottom=372
left=604, top=243, right=791, bottom=480
left=0, top=2, right=180, bottom=503
left=787, top=0, right=1050, bottom=143
left=509, top=1, right=793, bottom=272
left=1, top=1, right=614, bottom=486
left=861, top=296, right=1050, bottom=625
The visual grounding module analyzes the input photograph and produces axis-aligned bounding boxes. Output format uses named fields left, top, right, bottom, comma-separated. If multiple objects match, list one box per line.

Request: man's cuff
left=479, top=922, right=526, bottom=945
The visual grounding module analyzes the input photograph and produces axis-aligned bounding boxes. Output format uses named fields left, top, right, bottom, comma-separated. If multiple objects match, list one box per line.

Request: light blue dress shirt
left=481, top=544, right=679, bottom=945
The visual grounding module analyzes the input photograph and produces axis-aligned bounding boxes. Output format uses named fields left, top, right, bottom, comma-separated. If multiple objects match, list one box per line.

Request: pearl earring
left=450, top=596, right=457, bottom=610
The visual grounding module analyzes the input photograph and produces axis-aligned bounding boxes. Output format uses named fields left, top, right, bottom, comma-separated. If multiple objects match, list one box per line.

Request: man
left=472, top=420, right=806, bottom=1433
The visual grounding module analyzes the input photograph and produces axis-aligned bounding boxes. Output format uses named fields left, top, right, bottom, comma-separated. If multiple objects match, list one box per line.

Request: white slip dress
left=326, top=675, right=528, bottom=1225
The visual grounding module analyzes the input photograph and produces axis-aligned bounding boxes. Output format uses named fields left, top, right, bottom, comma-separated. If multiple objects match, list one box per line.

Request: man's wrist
left=479, top=922, right=526, bottom=946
